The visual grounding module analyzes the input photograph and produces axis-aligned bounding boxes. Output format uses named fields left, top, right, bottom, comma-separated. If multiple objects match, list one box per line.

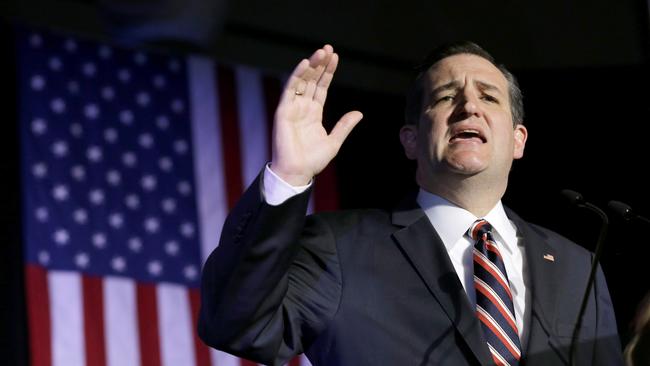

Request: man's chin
left=442, top=158, right=488, bottom=176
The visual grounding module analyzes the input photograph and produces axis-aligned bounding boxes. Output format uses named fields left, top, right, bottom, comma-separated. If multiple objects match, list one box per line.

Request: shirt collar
left=416, top=189, right=518, bottom=255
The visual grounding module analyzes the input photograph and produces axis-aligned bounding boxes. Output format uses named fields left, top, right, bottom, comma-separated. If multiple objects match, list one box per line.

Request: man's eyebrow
left=430, top=80, right=504, bottom=95
left=475, top=80, right=504, bottom=94
left=430, top=81, right=461, bottom=95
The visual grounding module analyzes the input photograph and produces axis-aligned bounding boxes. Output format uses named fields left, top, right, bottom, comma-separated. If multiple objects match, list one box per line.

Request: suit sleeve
left=198, top=173, right=342, bottom=365
left=592, top=262, right=624, bottom=365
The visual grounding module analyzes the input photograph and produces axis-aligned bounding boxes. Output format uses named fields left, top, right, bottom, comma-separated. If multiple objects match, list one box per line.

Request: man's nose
left=463, top=100, right=478, bottom=114
left=454, top=93, right=481, bottom=119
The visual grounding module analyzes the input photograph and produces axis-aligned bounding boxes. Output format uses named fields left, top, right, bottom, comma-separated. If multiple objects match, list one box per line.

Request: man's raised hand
left=270, top=45, right=363, bottom=186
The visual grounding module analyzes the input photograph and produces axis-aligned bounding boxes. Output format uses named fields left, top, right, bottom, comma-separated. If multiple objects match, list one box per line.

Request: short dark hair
left=404, top=41, right=524, bottom=126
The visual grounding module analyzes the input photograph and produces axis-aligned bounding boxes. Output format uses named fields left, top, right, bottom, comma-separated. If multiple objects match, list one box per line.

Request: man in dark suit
left=198, top=42, right=623, bottom=365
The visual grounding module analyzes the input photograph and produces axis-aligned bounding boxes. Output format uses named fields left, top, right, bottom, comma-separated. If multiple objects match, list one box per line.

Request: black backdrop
left=328, top=64, right=650, bottom=348
left=2, top=21, right=649, bottom=363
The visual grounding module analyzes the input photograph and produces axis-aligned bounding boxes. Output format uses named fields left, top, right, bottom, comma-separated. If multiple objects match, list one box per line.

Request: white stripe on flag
left=158, top=284, right=196, bottom=366
left=300, top=353, right=313, bottom=366
left=210, top=349, right=241, bottom=366
left=104, top=276, right=140, bottom=366
left=235, top=65, right=269, bottom=187
left=307, top=195, right=315, bottom=215
left=188, top=55, right=228, bottom=264
left=49, top=270, right=85, bottom=366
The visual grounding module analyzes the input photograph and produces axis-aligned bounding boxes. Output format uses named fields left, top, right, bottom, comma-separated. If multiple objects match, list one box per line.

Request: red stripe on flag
left=82, top=275, right=107, bottom=366
left=262, top=75, right=282, bottom=159
left=189, top=289, right=211, bottom=366
left=289, top=356, right=302, bottom=366
left=216, top=65, right=254, bottom=366
left=314, top=163, right=340, bottom=211
left=137, top=283, right=162, bottom=366
left=217, top=65, right=244, bottom=208
left=25, top=265, right=52, bottom=366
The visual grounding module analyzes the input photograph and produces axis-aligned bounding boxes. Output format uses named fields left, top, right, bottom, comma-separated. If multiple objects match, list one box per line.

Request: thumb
left=329, top=111, right=363, bottom=148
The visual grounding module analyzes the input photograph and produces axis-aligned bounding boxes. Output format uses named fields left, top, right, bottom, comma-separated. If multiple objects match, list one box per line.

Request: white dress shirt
left=263, top=164, right=312, bottom=205
left=262, top=165, right=530, bottom=347
left=416, top=190, right=530, bottom=347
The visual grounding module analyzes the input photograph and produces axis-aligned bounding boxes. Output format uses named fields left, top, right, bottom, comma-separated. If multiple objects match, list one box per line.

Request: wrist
left=268, top=163, right=312, bottom=186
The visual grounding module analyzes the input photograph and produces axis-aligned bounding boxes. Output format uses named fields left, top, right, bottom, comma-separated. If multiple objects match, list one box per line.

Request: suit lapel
left=392, top=203, right=494, bottom=366
left=505, top=209, right=561, bottom=358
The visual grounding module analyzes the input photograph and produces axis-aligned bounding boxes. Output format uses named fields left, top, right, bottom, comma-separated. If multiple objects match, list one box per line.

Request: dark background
left=2, top=0, right=649, bottom=364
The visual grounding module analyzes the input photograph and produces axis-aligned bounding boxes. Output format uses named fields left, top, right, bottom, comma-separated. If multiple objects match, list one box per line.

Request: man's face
left=400, top=54, right=527, bottom=189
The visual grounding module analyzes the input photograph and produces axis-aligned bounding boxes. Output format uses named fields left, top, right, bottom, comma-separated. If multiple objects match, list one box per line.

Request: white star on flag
left=19, top=27, right=315, bottom=366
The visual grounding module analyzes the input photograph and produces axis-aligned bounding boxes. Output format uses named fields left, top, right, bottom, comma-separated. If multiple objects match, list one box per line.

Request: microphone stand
left=561, top=190, right=609, bottom=366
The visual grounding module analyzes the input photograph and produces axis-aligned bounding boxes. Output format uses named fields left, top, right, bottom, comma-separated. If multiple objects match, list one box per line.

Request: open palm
left=271, top=45, right=363, bottom=186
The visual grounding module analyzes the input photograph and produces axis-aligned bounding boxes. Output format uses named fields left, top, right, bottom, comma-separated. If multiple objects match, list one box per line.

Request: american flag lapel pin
left=543, top=254, right=555, bottom=262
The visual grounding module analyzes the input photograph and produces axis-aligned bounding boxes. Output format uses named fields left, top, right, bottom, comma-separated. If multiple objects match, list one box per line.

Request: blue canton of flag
left=19, top=28, right=202, bottom=287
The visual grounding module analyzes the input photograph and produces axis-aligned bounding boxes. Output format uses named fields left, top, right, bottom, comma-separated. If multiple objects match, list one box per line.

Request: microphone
left=560, top=189, right=609, bottom=366
left=561, top=189, right=609, bottom=224
left=560, top=189, right=584, bottom=206
left=608, top=200, right=650, bottom=225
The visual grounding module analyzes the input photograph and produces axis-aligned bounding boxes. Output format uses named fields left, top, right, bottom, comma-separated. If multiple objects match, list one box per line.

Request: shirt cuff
left=263, top=163, right=312, bottom=206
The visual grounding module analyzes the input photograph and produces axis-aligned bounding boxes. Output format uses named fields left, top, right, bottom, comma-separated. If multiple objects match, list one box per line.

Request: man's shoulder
left=506, top=207, right=593, bottom=257
left=305, top=207, right=410, bottom=239
left=519, top=218, right=594, bottom=258
left=309, top=208, right=394, bottom=227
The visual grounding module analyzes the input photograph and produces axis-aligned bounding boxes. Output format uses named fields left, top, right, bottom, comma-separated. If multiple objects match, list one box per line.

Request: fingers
left=329, top=111, right=363, bottom=148
left=303, top=46, right=333, bottom=97
left=314, top=53, right=338, bottom=105
left=278, top=58, right=309, bottom=105
left=280, top=45, right=336, bottom=104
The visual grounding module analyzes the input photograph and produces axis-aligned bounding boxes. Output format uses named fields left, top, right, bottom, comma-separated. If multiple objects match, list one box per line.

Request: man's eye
left=481, top=94, right=499, bottom=103
left=435, top=95, right=455, bottom=104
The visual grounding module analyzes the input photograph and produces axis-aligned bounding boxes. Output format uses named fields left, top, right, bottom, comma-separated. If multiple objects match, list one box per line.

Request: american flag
left=18, top=26, right=337, bottom=366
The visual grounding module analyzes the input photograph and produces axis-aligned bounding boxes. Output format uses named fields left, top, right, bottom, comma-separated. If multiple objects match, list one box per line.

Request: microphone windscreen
left=607, top=200, right=634, bottom=220
left=561, top=189, right=585, bottom=206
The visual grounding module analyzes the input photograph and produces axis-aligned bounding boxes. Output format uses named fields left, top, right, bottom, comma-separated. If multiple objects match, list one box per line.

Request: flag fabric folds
left=17, top=26, right=318, bottom=366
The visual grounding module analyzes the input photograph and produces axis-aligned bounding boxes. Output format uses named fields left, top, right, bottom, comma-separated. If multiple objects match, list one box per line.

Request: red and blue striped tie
left=470, top=219, right=522, bottom=366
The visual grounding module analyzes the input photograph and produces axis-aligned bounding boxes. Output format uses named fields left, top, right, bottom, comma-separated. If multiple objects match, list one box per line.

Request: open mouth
left=449, top=129, right=486, bottom=143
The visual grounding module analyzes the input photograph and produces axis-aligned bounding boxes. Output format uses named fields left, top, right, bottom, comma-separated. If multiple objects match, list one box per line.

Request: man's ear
left=513, top=124, right=528, bottom=160
left=400, top=124, right=418, bottom=160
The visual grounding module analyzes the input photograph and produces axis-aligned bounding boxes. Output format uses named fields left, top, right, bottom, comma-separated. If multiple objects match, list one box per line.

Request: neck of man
left=418, top=171, right=508, bottom=217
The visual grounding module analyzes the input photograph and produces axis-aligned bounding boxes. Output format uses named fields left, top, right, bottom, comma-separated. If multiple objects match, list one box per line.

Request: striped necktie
left=469, top=219, right=522, bottom=366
